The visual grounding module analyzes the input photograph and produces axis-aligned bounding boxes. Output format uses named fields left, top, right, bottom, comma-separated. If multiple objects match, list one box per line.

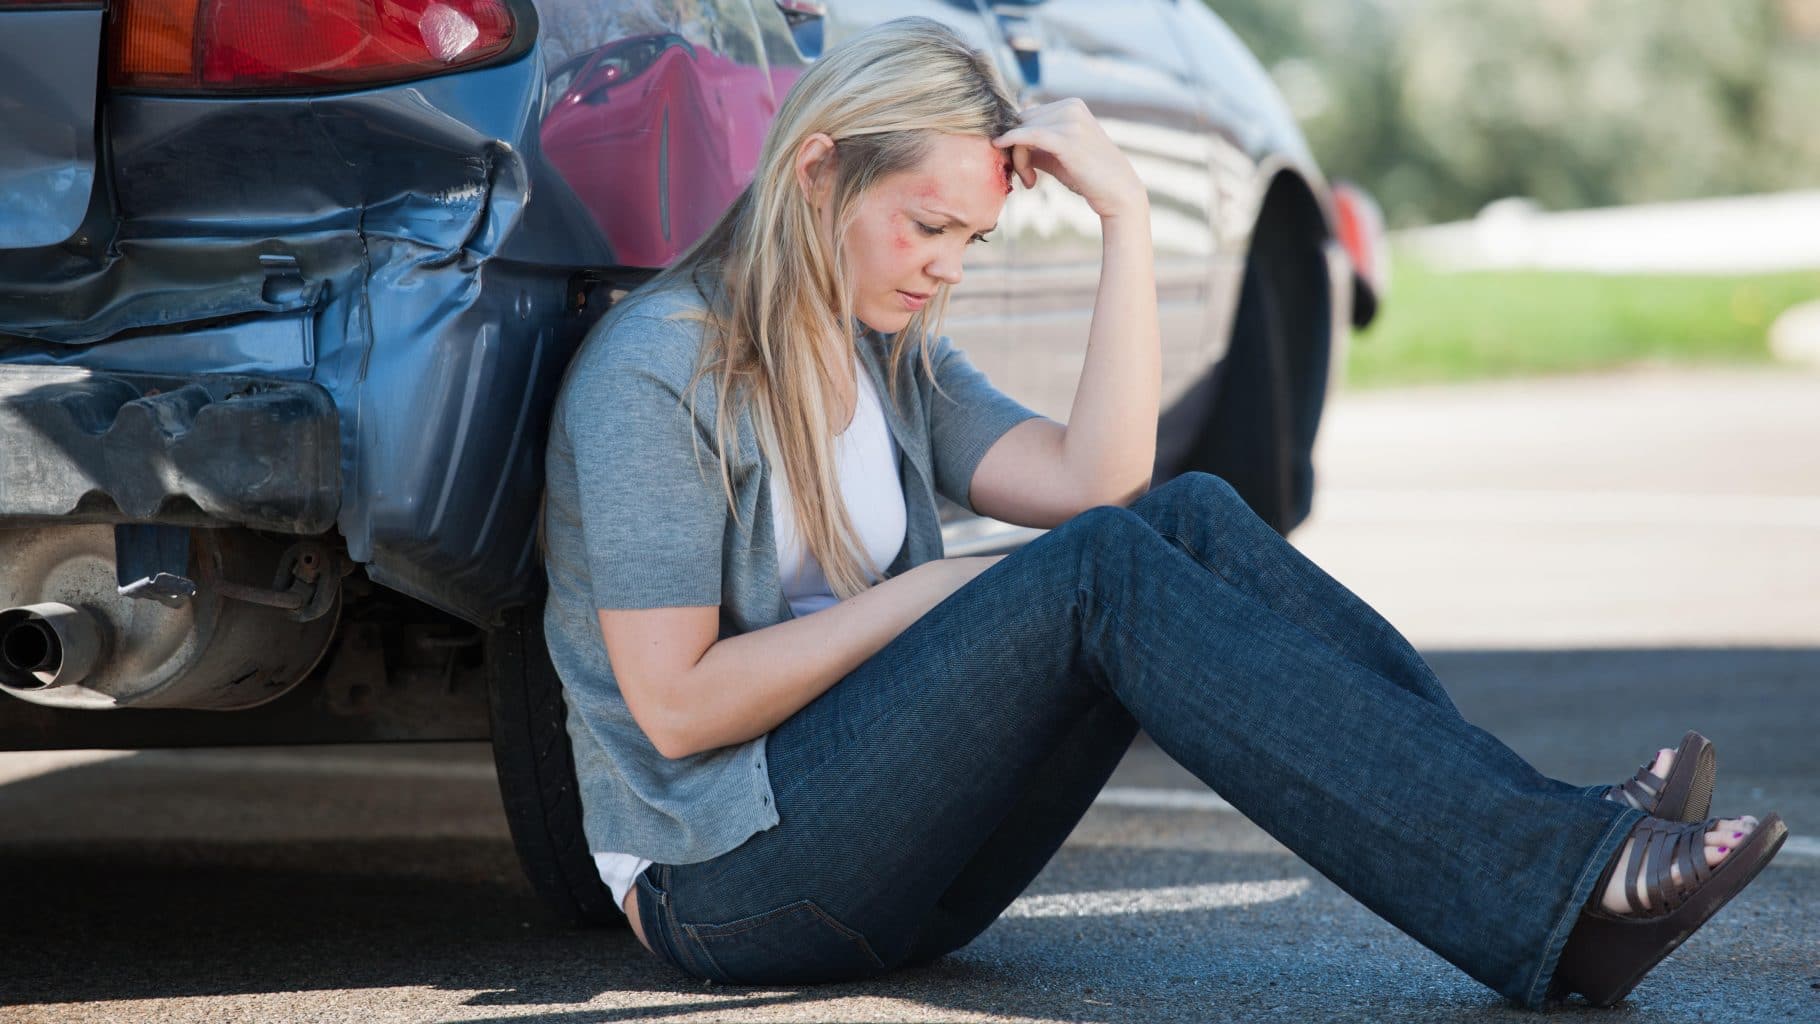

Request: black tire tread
left=486, top=599, right=623, bottom=927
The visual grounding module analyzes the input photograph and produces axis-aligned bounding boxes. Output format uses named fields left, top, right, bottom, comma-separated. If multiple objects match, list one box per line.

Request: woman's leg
left=896, top=697, right=1137, bottom=966
left=901, top=471, right=1455, bottom=964
left=1128, top=473, right=1459, bottom=712
left=637, top=475, right=1640, bottom=1007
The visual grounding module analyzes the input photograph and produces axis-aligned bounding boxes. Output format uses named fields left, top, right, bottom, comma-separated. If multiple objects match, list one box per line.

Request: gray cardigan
left=540, top=281, right=1048, bottom=866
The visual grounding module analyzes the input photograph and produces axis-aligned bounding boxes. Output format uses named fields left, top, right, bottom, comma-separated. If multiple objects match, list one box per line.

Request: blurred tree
left=1206, top=0, right=1820, bottom=226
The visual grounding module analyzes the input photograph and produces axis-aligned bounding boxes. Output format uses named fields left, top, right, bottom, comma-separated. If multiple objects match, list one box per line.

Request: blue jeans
left=632, top=472, right=1643, bottom=1008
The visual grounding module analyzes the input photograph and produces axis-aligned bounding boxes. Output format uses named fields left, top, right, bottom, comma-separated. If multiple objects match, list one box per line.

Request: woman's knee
left=1130, top=471, right=1251, bottom=534
left=1042, top=505, right=1170, bottom=585
left=1156, top=471, right=1246, bottom=512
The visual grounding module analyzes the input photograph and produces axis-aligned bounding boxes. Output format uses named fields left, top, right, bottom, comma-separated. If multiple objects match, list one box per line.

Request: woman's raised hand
left=994, top=98, right=1147, bottom=222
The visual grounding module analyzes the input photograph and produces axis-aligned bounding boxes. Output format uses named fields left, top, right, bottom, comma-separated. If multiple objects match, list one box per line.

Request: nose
left=926, top=248, right=963, bottom=287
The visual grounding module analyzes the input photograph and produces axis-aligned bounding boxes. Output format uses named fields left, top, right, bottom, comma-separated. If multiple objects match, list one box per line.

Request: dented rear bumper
left=0, top=365, right=339, bottom=533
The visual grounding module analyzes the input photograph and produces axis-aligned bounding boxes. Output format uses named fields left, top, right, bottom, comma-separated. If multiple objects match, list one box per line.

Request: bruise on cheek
left=887, top=210, right=914, bottom=250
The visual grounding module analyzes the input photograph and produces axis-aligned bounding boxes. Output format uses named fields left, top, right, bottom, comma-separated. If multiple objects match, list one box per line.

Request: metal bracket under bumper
left=0, top=365, right=339, bottom=533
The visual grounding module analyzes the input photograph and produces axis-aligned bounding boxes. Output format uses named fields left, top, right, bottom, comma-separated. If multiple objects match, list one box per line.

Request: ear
left=794, top=132, right=837, bottom=207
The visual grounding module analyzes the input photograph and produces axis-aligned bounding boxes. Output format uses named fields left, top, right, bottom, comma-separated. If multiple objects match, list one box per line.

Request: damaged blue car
left=0, top=0, right=1384, bottom=923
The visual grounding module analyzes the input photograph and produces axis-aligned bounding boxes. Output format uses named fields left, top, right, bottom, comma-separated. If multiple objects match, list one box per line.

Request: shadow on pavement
left=0, top=644, right=1814, bottom=1022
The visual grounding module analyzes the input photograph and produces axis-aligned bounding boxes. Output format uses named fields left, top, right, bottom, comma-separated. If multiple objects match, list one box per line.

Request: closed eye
left=915, top=221, right=991, bottom=245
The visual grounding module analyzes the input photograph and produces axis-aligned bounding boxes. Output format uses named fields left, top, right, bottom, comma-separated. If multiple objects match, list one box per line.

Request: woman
left=537, top=17, right=1784, bottom=1009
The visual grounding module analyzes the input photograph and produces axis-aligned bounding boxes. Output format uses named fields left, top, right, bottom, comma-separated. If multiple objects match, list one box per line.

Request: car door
left=983, top=0, right=1219, bottom=426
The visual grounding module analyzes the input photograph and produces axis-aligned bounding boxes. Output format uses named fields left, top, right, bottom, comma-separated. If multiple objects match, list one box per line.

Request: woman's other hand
left=993, top=98, right=1147, bottom=222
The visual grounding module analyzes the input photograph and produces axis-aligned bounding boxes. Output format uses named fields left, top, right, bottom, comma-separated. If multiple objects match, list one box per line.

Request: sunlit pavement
left=2, top=367, right=1816, bottom=1023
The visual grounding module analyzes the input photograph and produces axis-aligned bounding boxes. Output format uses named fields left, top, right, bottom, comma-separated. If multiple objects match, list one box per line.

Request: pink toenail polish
left=1733, top=831, right=1743, bottom=838
left=1717, top=846, right=1729, bottom=853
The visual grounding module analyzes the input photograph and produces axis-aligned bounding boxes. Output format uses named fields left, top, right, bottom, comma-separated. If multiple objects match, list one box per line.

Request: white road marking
left=5, top=754, right=1814, bottom=869
left=1779, top=836, right=1820, bottom=863
left=0, top=749, right=133, bottom=786
left=1093, top=786, right=1819, bottom=868
left=1003, top=879, right=1311, bottom=919
left=1316, top=488, right=1820, bottom=530
left=1094, top=786, right=1236, bottom=814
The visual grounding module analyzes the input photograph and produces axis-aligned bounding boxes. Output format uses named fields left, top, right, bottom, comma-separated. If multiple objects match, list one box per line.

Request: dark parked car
left=0, top=0, right=1385, bottom=922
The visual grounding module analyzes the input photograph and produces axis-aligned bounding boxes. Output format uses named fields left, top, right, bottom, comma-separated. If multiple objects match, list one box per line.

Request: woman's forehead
left=880, top=135, right=1010, bottom=227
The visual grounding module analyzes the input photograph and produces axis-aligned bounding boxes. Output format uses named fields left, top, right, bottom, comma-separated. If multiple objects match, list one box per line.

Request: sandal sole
left=1551, top=811, right=1787, bottom=1007
left=1654, top=730, right=1717, bottom=824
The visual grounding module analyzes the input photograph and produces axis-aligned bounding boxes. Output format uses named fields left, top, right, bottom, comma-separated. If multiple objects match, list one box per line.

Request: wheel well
left=1253, top=171, right=1330, bottom=265
left=1176, top=171, right=1335, bottom=534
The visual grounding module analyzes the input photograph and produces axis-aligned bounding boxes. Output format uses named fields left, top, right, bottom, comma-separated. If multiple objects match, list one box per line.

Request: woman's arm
left=601, top=555, right=1004, bottom=760
left=970, top=100, right=1160, bottom=523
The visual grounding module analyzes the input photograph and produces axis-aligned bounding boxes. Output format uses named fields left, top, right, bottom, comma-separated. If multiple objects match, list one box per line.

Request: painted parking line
left=1093, top=787, right=1820, bottom=868
left=1003, top=879, right=1311, bottom=919
left=1781, top=836, right=1820, bottom=862
left=6, top=753, right=1814, bottom=867
left=0, top=749, right=132, bottom=787
left=1096, top=785, right=1235, bottom=813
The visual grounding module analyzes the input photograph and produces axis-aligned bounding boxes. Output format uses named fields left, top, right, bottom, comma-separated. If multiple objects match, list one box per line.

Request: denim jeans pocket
left=680, top=899, right=887, bottom=986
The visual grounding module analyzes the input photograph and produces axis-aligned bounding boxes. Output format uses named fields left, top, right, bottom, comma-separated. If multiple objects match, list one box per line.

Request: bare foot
left=1600, top=814, right=1761, bottom=914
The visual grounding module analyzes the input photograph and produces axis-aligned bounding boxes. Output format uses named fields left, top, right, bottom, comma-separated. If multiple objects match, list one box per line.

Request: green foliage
left=1208, top=0, right=1820, bottom=226
left=1344, top=254, right=1820, bottom=387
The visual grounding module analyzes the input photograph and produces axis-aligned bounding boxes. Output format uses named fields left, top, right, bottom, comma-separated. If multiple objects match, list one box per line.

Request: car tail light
left=1331, top=179, right=1389, bottom=326
left=109, top=0, right=519, bottom=91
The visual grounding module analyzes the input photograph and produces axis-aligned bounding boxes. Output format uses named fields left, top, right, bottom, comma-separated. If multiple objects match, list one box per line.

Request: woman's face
left=831, top=133, right=1012, bottom=335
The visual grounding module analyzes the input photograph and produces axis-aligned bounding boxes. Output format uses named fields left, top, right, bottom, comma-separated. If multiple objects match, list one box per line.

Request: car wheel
left=1184, top=229, right=1331, bottom=534
left=486, top=595, right=622, bottom=926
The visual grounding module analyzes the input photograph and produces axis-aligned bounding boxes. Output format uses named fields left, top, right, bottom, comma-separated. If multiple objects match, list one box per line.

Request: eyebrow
left=918, top=207, right=998, bottom=235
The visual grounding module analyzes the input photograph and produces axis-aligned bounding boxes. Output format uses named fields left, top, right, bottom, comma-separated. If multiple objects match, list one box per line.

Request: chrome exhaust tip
left=0, top=603, right=102, bottom=691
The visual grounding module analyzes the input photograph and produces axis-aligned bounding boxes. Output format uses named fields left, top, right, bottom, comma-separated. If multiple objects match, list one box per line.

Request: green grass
left=1343, top=254, right=1820, bottom=389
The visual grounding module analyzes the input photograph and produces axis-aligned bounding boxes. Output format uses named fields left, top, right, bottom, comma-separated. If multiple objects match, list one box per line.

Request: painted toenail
left=1717, top=846, right=1729, bottom=853
left=1733, top=831, right=1743, bottom=838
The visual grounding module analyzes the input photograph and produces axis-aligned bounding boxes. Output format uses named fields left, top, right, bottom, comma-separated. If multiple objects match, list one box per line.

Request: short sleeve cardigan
left=539, top=279, right=1048, bottom=866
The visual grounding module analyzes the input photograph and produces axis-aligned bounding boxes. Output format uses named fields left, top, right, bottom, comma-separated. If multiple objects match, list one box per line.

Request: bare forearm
left=1063, top=209, right=1160, bottom=505
left=661, top=556, right=1001, bottom=758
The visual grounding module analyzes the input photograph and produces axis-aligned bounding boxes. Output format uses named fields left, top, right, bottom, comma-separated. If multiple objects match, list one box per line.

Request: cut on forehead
left=882, top=133, right=1011, bottom=230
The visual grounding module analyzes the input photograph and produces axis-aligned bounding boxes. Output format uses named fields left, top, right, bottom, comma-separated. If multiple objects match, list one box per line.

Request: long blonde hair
left=601, top=17, right=1020, bottom=600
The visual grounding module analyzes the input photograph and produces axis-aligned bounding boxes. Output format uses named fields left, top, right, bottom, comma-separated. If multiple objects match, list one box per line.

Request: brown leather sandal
left=1548, top=811, right=1787, bottom=1006
left=1605, top=730, right=1716, bottom=823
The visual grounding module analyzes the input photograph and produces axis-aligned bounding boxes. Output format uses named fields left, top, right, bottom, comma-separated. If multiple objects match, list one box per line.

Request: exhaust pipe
left=0, top=603, right=102, bottom=691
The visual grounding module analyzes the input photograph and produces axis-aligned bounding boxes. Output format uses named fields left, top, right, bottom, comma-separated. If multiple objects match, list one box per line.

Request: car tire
left=1185, top=228, right=1331, bottom=534
left=486, top=594, right=622, bottom=926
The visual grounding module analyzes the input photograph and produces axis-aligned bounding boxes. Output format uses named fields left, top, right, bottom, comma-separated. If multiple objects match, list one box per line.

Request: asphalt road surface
left=3, top=366, right=1816, bottom=1024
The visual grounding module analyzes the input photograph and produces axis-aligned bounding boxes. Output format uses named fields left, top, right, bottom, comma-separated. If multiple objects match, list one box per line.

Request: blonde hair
left=557, top=17, right=1019, bottom=601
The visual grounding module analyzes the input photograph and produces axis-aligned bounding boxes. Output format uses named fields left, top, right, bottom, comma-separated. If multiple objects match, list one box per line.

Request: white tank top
left=595, top=357, right=907, bottom=913
left=770, top=364, right=907, bottom=615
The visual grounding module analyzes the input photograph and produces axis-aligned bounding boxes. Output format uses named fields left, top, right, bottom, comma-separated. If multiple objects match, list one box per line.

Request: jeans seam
left=685, top=900, right=887, bottom=970
left=638, top=872, right=684, bottom=974
left=678, top=922, right=733, bottom=984
left=651, top=867, right=731, bottom=984
left=1522, top=804, right=1644, bottom=1007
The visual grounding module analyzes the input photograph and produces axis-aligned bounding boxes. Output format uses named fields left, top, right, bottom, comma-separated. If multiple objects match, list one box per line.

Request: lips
left=897, top=290, right=931, bottom=311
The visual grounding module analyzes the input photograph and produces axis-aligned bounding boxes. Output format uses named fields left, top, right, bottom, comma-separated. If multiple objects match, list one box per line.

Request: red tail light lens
left=111, top=0, right=518, bottom=91
left=1331, top=179, right=1388, bottom=295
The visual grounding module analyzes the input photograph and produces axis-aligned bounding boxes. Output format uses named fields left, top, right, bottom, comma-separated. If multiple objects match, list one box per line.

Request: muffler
left=0, top=525, right=341, bottom=710
left=0, top=602, right=102, bottom=690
